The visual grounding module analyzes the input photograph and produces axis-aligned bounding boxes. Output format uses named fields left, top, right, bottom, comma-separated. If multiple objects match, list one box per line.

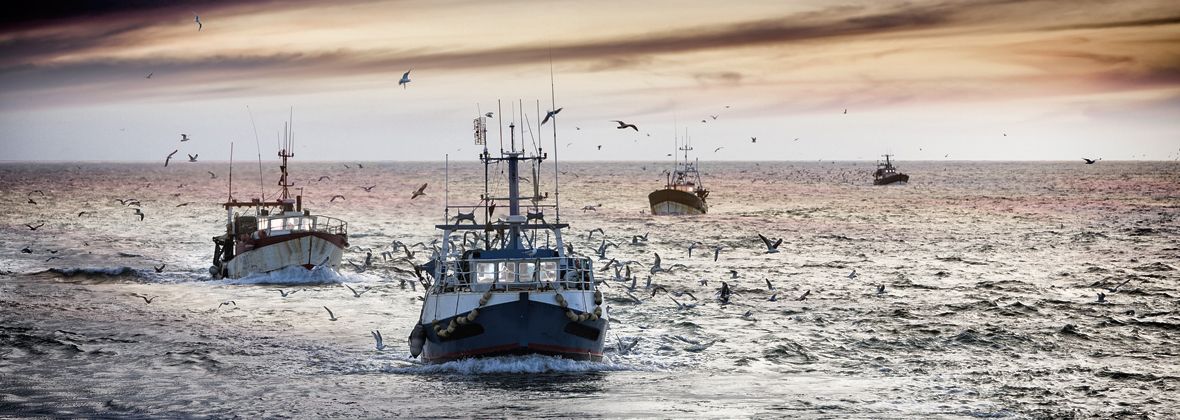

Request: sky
left=1, top=0, right=1179, bottom=162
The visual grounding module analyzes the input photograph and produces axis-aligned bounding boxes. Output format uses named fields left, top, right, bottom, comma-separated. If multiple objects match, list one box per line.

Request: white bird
left=277, top=289, right=297, bottom=297
left=323, top=306, right=338, bottom=321
left=847, top=269, right=859, bottom=280
left=371, top=330, right=386, bottom=350
left=542, top=107, right=563, bottom=125
left=217, top=300, right=236, bottom=309
left=398, top=70, right=412, bottom=89
left=194, top=14, right=202, bottom=31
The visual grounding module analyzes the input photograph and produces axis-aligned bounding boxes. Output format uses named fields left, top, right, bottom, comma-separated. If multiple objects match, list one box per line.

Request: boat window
left=517, top=262, right=536, bottom=282
left=475, top=263, right=496, bottom=283
left=538, top=261, right=557, bottom=282
left=498, top=262, right=516, bottom=282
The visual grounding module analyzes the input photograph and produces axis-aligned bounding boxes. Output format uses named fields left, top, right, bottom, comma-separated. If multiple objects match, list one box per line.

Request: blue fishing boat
left=408, top=112, right=607, bottom=363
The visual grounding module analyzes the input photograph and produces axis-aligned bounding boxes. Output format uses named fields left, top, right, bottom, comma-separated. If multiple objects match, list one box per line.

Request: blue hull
left=420, top=294, right=608, bottom=363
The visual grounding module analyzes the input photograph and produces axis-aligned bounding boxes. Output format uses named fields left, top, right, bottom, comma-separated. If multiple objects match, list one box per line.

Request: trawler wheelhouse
left=873, top=154, right=910, bottom=186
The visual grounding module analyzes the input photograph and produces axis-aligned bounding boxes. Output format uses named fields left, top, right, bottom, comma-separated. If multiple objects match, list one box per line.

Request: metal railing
left=260, top=214, right=348, bottom=236
left=431, top=256, right=597, bottom=293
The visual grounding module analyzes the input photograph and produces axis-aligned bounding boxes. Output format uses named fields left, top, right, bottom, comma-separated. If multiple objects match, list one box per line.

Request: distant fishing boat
left=873, top=154, right=910, bottom=185
left=649, top=142, right=709, bottom=215
left=407, top=113, right=607, bottom=363
left=209, top=124, right=348, bottom=279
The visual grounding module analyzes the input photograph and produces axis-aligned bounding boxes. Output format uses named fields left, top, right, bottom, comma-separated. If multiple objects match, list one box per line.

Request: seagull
left=750, top=137, right=757, bottom=143
left=687, top=242, right=701, bottom=258
left=371, top=330, right=386, bottom=350
left=485, top=112, right=494, bottom=118
left=187, top=154, right=198, bottom=162
left=876, top=284, right=886, bottom=295
left=25, top=222, right=44, bottom=231
left=207, top=171, right=217, bottom=178
left=411, top=183, right=428, bottom=199
left=843, top=108, right=847, bottom=114
left=194, top=14, right=202, bottom=31
left=277, top=289, right=298, bottom=297
left=217, top=300, right=236, bottom=309
left=330, top=195, right=346, bottom=202
left=134, top=294, right=157, bottom=304
left=344, top=284, right=369, bottom=298
left=611, top=120, right=638, bottom=131
left=164, top=150, right=178, bottom=167
left=847, top=269, right=858, bottom=280
left=398, top=69, right=412, bottom=89
left=797, top=290, right=811, bottom=301
left=712, top=245, right=722, bottom=262
left=714, top=147, right=724, bottom=153
left=323, top=306, right=339, bottom=321
left=1096, top=292, right=1106, bottom=303
left=757, top=233, right=782, bottom=253
left=597, top=145, right=603, bottom=150
left=145, top=72, right=153, bottom=79
left=180, top=133, right=192, bottom=142
left=1083, top=158, right=1100, bottom=164
left=587, top=227, right=605, bottom=240
left=729, top=269, right=738, bottom=279
left=765, top=278, right=775, bottom=290
left=132, top=208, right=145, bottom=221
left=77, top=211, right=91, bottom=217
left=360, top=185, right=376, bottom=192
left=710, top=114, right=718, bottom=120
left=317, top=175, right=331, bottom=182
left=154, top=264, right=165, bottom=273
left=541, top=107, right=563, bottom=125
left=718, top=281, right=732, bottom=304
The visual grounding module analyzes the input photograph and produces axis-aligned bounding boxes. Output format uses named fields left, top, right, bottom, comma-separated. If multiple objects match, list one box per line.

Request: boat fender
left=408, top=324, right=426, bottom=357
left=593, top=290, right=603, bottom=305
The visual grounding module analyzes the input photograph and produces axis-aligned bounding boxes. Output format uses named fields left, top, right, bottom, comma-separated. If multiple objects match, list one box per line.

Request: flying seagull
left=398, top=70, right=412, bottom=89
left=132, top=208, right=145, bottom=221
left=714, top=147, right=724, bottom=153
left=330, top=195, right=345, bottom=202
left=154, top=264, right=166, bottom=273
left=208, top=171, right=217, bottom=178
left=145, top=72, right=153, bottom=79
left=411, top=183, right=428, bottom=199
left=194, top=14, right=202, bottom=31
left=360, top=185, right=376, bottom=192
left=164, top=150, right=178, bottom=167
left=26, top=222, right=45, bottom=231
left=612, top=120, right=638, bottom=131
left=485, top=112, right=494, bottom=118
left=180, top=134, right=189, bottom=142
left=542, top=107, right=563, bottom=126
left=371, top=330, right=386, bottom=350
left=1083, top=158, right=1100, bottom=164
left=757, top=233, right=782, bottom=253
left=750, top=137, right=757, bottom=143
left=187, top=154, right=198, bottom=162
left=344, top=284, right=369, bottom=298
left=323, top=306, right=339, bottom=321
left=134, top=294, right=157, bottom=304
left=277, top=289, right=298, bottom=297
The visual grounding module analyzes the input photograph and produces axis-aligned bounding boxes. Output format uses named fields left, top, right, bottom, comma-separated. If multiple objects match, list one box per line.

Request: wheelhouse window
left=476, top=263, right=496, bottom=283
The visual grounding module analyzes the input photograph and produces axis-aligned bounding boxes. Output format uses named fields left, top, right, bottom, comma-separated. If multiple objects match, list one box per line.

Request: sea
left=1, top=160, right=1178, bottom=418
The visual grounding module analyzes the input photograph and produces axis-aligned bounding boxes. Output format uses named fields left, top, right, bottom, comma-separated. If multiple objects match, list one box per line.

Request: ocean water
left=1, top=160, right=1178, bottom=418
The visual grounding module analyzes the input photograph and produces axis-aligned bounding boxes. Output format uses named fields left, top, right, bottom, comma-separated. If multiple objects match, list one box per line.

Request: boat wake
left=212, top=264, right=347, bottom=286
left=27, top=266, right=147, bottom=280
left=386, top=354, right=656, bottom=375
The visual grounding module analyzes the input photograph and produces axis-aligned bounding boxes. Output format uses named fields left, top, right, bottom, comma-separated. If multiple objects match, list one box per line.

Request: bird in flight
left=710, top=115, right=718, bottom=120
left=372, top=330, right=386, bottom=350
left=360, top=185, right=376, bottom=192
left=180, top=134, right=190, bottom=142
left=843, top=109, right=847, bottom=114
left=208, top=171, right=216, bottom=178
left=164, top=150, right=178, bottom=167
left=597, top=145, right=603, bottom=150
left=134, top=294, right=157, bottom=304
left=757, top=233, right=782, bottom=253
left=750, top=137, right=757, bottom=143
left=317, top=175, right=331, bottom=182
left=145, top=72, right=153, bottom=79
left=714, top=147, right=724, bottom=153
left=187, top=154, right=198, bottom=162
left=132, top=208, right=145, bottom=221
left=542, top=107, right=563, bottom=126
left=612, top=120, right=638, bottom=131
left=484, top=112, right=494, bottom=118
left=154, top=264, right=166, bottom=273
left=26, top=222, right=45, bottom=231
left=194, top=14, right=202, bottom=31
left=399, top=70, right=412, bottom=89
left=330, top=195, right=345, bottom=202
left=323, top=306, right=339, bottom=321
left=1082, top=158, right=1100, bottom=164
left=411, top=183, right=428, bottom=199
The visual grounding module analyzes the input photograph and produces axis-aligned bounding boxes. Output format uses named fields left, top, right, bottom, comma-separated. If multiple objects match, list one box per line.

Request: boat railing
left=258, top=214, right=348, bottom=237
left=431, top=256, right=596, bottom=293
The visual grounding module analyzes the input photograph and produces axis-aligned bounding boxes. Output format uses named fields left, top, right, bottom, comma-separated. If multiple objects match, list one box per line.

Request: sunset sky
left=1, top=0, right=1178, bottom=161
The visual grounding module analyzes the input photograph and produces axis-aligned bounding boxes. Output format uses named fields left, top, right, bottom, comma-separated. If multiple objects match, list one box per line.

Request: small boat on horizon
left=407, top=114, right=607, bottom=363
left=649, top=141, right=709, bottom=215
left=209, top=126, right=348, bottom=279
left=873, top=154, right=910, bottom=185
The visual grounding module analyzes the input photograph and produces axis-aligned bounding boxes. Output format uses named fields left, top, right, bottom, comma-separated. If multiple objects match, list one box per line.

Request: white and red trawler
left=209, top=135, right=348, bottom=279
